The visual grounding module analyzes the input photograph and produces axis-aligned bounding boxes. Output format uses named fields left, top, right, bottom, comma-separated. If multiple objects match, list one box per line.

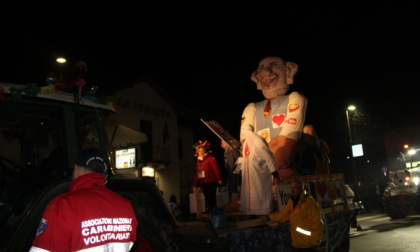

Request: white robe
left=239, top=125, right=278, bottom=215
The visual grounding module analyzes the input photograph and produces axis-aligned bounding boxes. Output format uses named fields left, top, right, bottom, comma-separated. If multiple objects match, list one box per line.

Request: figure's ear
left=250, top=70, right=262, bottom=89
left=286, top=62, right=298, bottom=85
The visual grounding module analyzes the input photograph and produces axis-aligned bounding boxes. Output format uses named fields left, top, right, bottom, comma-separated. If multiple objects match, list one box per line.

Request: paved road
left=349, top=211, right=420, bottom=251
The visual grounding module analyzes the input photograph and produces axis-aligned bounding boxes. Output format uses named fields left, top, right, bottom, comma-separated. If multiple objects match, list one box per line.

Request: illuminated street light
left=346, top=105, right=357, bottom=183
left=407, top=148, right=420, bottom=168
left=56, top=57, right=66, bottom=80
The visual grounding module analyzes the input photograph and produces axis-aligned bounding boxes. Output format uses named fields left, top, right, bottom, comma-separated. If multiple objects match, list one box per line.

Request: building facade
left=104, top=80, right=219, bottom=203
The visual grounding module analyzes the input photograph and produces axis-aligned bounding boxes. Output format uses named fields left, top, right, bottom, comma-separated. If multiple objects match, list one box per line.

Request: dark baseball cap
left=75, top=148, right=108, bottom=174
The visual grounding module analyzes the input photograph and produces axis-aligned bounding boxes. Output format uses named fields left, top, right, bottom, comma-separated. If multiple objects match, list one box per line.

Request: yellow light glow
left=408, top=149, right=416, bottom=155
left=56, top=57, right=66, bottom=64
left=142, top=166, right=155, bottom=177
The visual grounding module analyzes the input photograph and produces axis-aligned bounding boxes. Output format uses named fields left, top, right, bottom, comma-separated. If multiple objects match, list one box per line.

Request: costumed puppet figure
left=192, top=140, right=223, bottom=213
left=240, top=56, right=307, bottom=179
left=239, top=124, right=278, bottom=215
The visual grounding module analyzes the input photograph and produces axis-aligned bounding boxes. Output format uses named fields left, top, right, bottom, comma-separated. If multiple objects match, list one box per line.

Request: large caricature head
left=251, top=56, right=298, bottom=99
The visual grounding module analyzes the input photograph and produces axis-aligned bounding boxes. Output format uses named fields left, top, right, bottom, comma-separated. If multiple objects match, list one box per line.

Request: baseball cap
left=75, top=148, right=108, bottom=174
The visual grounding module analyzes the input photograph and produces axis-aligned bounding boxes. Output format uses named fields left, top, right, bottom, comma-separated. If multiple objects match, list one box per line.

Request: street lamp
left=346, top=105, right=356, bottom=183
left=56, top=57, right=66, bottom=80
left=407, top=148, right=417, bottom=168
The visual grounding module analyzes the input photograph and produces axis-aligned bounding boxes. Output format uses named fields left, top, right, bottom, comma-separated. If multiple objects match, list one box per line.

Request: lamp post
left=346, top=105, right=356, bottom=183
left=56, top=57, right=66, bottom=80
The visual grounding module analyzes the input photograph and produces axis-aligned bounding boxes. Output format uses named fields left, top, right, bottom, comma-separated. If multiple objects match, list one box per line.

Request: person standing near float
left=30, top=148, right=138, bottom=252
left=258, top=180, right=324, bottom=252
left=192, top=141, right=223, bottom=213
left=221, top=139, right=241, bottom=202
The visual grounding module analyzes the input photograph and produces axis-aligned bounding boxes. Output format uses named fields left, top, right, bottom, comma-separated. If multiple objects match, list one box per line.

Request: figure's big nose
left=260, top=66, right=272, bottom=74
left=257, top=67, right=275, bottom=85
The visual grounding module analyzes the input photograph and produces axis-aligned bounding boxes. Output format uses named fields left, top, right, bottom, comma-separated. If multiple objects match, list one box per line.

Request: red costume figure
left=192, top=141, right=223, bottom=213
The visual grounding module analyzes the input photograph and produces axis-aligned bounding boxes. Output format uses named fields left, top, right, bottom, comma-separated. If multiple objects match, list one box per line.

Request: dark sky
left=1, top=5, right=419, bottom=177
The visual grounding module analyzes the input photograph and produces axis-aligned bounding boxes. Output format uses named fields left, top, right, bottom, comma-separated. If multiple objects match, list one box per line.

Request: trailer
left=174, top=174, right=356, bottom=252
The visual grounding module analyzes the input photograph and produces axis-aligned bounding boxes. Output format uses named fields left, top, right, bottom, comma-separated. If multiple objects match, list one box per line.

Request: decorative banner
left=315, top=180, right=345, bottom=209
left=276, top=174, right=346, bottom=212
left=277, top=184, right=291, bottom=211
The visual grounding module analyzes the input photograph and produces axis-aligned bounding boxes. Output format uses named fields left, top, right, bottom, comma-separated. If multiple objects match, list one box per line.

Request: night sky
left=1, top=5, right=419, bottom=182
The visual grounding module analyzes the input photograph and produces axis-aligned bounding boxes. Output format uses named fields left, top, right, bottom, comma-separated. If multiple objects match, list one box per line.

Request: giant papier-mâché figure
left=240, top=56, right=307, bottom=179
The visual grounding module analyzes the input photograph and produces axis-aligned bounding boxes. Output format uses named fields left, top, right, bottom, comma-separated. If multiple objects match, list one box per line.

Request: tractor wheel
left=383, top=187, right=407, bottom=219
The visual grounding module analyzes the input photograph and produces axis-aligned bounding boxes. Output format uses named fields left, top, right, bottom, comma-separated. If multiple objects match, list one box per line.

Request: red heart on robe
left=272, top=114, right=285, bottom=126
left=316, top=182, right=327, bottom=199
